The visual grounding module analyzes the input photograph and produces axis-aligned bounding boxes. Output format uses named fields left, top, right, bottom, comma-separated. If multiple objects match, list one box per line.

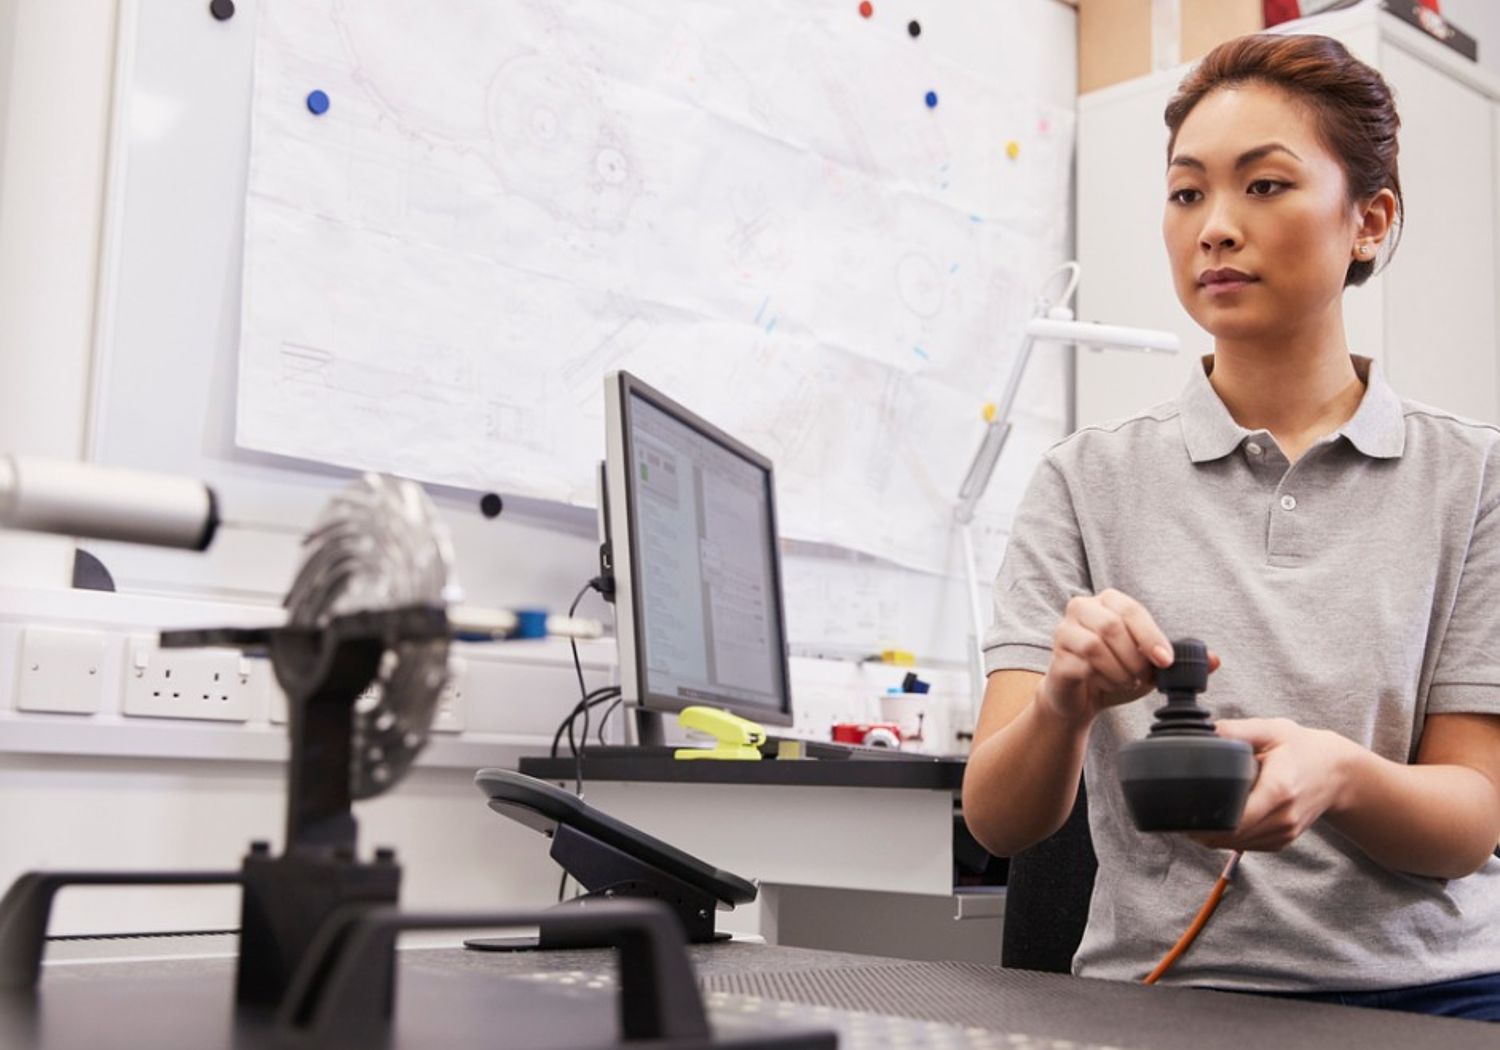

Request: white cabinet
left=1076, top=5, right=1500, bottom=427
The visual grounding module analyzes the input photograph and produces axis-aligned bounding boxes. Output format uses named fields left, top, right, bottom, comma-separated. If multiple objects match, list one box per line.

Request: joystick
left=1118, top=639, right=1256, bottom=832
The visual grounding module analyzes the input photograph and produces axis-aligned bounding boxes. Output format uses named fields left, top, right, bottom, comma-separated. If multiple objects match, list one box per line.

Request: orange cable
left=1142, top=850, right=1242, bottom=985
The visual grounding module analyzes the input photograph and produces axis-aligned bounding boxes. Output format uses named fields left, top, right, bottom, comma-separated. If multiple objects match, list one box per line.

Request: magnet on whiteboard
left=307, top=90, right=330, bottom=116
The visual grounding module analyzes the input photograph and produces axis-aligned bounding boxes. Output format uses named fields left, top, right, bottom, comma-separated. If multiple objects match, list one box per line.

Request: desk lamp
left=954, top=262, right=1179, bottom=724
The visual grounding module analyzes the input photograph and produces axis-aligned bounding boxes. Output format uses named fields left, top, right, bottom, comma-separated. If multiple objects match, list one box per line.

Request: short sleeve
left=1428, top=481, right=1500, bottom=716
left=983, top=454, right=1093, bottom=676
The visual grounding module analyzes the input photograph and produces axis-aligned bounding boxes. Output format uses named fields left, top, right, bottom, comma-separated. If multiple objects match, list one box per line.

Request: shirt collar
left=1178, top=353, right=1405, bottom=464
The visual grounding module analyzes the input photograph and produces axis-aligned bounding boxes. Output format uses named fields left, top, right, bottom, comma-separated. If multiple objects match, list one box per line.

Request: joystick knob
left=1118, top=639, right=1256, bottom=832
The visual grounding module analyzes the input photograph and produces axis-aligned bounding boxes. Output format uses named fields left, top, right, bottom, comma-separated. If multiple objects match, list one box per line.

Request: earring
left=1357, top=243, right=1374, bottom=257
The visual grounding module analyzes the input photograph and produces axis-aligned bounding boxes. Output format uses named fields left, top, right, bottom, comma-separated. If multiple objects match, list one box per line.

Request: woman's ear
left=1355, top=188, right=1397, bottom=248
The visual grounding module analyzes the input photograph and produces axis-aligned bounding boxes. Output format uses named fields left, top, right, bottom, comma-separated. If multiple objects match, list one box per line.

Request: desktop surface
left=518, top=750, right=964, bottom=790
left=17, top=934, right=1496, bottom=1049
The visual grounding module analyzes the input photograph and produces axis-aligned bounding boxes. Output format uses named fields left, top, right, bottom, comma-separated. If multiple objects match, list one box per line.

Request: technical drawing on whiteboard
left=237, top=0, right=1075, bottom=575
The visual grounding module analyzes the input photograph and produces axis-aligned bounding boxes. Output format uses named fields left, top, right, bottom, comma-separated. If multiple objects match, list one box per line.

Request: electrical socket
left=432, top=656, right=467, bottom=733
left=122, top=637, right=267, bottom=723
left=268, top=654, right=466, bottom=733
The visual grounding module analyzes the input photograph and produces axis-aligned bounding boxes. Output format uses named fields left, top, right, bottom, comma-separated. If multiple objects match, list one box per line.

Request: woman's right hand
left=1036, top=589, right=1219, bottom=727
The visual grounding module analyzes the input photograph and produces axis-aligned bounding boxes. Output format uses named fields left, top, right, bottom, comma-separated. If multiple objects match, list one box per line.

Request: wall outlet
left=15, top=627, right=113, bottom=715
left=432, top=656, right=467, bottom=734
left=268, top=655, right=467, bottom=733
left=122, top=637, right=266, bottom=723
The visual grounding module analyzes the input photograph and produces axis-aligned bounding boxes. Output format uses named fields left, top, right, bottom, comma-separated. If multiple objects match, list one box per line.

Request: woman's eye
left=1248, top=179, right=1285, bottom=196
left=1168, top=188, right=1200, bottom=205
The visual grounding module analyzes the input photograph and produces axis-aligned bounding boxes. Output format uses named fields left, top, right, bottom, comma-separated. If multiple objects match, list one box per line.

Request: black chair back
left=1000, top=781, right=1097, bottom=973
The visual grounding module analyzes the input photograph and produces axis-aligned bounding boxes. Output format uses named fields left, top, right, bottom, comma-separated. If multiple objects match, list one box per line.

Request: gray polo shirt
left=983, top=354, right=1500, bottom=992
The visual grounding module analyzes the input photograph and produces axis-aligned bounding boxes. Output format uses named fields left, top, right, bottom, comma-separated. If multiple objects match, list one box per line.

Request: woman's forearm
left=962, top=695, right=1093, bottom=858
left=1327, top=743, right=1500, bottom=880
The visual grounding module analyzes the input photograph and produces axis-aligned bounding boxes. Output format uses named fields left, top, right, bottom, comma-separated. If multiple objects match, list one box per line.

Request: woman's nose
left=1198, top=203, right=1241, bottom=253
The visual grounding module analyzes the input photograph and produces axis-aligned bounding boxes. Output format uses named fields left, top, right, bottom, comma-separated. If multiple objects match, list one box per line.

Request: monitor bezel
left=603, top=370, right=794, bottom=729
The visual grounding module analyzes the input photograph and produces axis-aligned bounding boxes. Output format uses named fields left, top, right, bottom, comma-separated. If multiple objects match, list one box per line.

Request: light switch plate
left=15, top=627, right=112, bottom=715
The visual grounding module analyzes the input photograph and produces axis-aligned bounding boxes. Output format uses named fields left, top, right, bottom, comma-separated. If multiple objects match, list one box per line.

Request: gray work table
left=517, top=754, right=992, bottom=960
left=13, top=932, right=1496, bottom=1049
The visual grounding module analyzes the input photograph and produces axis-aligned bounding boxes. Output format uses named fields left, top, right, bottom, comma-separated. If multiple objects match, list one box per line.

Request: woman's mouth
left=1198, top=268, right=1258, bottom=295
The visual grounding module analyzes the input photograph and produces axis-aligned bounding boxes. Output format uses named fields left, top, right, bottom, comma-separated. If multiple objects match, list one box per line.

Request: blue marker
left=306, top=89, right=330, bottom=115
left=925, top=90, right=939, bottom=109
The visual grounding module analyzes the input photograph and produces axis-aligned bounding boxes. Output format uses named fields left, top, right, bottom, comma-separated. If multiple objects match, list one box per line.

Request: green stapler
left=674, top=705, right=766, bottom=761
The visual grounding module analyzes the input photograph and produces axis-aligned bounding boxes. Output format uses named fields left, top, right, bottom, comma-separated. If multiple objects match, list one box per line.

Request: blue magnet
left=925, top=90, right=939, bottom=109
left=306, top=90, right=330, bottom=116
left=514, top=609, right=549, bottom=639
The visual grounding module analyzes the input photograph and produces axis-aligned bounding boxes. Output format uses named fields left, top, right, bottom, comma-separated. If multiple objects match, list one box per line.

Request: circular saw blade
left=284, top=473, right=459, bottom=799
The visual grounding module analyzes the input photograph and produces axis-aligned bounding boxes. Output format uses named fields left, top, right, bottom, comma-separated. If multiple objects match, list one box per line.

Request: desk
left=12, top=933, right=1495, bottom=1049
left=517, top=755, right=1000, bottom=962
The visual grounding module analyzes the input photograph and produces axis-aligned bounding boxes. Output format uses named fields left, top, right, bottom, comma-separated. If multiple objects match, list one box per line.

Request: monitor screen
left=604, top=372, right=792, bottom=726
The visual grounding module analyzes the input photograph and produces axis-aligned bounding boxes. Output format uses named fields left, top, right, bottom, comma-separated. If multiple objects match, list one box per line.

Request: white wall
left=0, top=0, right=642, bottom=931
left=0, top=0, right=1073, bottom=935
left=0, top=0, right=114, bottom=588
left=1430, top=0, right=1500, bottom=80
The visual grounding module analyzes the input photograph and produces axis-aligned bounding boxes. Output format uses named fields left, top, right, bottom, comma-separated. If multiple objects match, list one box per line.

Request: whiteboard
left=87, top=0, right=1078, bottom=666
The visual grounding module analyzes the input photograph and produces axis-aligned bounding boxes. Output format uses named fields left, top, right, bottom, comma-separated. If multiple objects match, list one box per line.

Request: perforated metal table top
left=18, top=934, right=1498, bottom=1049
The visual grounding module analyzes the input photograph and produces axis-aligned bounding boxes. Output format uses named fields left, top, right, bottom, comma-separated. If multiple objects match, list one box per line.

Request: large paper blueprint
left=238, top=0, right=1074, bottom=576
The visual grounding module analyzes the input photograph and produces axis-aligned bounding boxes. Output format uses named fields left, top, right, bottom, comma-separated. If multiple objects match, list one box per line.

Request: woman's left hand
left=1189, top=717, right=1357, bottom=852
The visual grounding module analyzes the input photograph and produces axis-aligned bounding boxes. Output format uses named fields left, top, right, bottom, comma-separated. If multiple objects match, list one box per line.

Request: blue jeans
left=1257, top=971, right=1500, bottom=1021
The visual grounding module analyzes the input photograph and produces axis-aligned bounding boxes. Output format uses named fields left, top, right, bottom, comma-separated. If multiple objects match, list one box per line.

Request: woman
left=963, top=33, right=1500, bottom=1019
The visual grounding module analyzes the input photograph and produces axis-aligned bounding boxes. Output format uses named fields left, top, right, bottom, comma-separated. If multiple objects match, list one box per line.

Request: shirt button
left=1280, top=494, right=1297, bottom=511
left=1246, top=442, right=1263, bottom=457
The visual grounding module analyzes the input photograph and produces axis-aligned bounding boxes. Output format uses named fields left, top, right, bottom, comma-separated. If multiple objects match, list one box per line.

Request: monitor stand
left=632, top=706, right=667, bottom=748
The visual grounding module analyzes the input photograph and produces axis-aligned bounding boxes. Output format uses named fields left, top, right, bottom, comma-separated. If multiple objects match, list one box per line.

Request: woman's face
left=1162, top=81, right=1364, bottom=346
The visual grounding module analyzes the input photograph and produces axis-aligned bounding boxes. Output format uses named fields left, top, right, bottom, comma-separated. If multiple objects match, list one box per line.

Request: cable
left=574, top=700, right=591, bottom=794
left=562, top=576, right=623, bottom=794
left=548, top=574, right=620, bottom=897
left=567, top=580, right=592, bottom=699
left=596, top=697, right=624, bottom=746
left=549, top=686, right=620, bottom=759
left=1142, top=850, right=1242, bottom=985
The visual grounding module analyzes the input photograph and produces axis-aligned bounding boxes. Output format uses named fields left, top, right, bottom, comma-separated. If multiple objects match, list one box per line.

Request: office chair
left=1000, top=780, right=1096, bottom=973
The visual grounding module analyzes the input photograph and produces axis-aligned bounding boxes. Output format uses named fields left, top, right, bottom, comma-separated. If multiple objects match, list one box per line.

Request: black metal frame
left=0, top=607, right=442, bottom=1007
left=0, top=605, right=835, bottom=1048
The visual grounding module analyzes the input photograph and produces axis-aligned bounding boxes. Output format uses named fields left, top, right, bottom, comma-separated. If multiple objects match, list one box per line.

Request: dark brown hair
left=1164, top=34, right=1402, bottom=287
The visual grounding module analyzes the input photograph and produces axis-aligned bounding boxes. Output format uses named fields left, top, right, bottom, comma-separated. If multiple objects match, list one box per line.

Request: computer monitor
left=602, top=371, right=793, bottom=745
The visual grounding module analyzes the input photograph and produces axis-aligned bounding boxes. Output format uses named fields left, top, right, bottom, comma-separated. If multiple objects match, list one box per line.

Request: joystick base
left=1119, top=737, right=1256, bottom=832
